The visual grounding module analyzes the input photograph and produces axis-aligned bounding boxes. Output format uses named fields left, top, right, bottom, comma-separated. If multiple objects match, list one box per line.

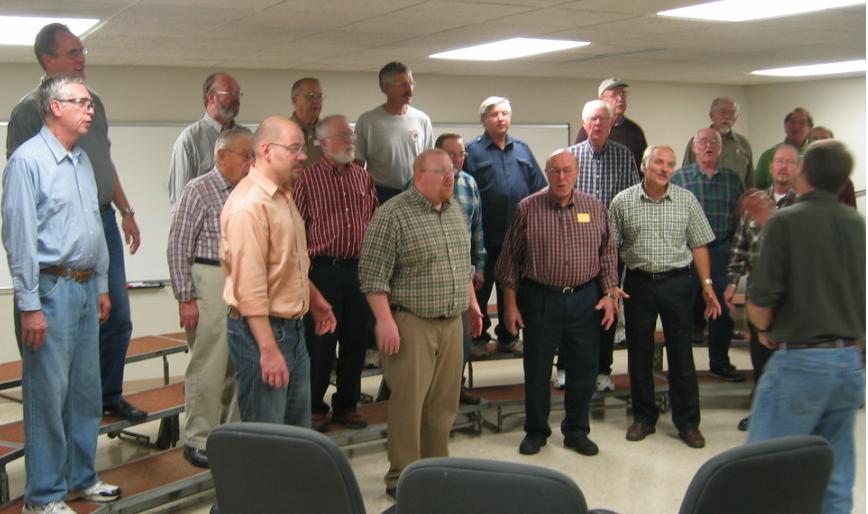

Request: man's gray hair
left=213, top=125, right=253, bottom=160
left=581, top=99, right=612, bottom=122
left=291, top=77, right=320, bottom=97
left=710, top=97, right=739, bottom=115
left=640, top=145, right=676, bottom=172
left=479, top=96, right=511, bottom=117
left=314, top=114, right=348, bottom=140
left=38, top=74, right=84, bottom=121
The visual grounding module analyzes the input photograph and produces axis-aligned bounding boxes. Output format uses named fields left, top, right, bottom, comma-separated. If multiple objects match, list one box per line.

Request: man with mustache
left=169, top=72, right=242, bottom=204
left=290, top=77, right=325, bottom=167
left=3, top=74, right=121, bottom=514
left=293, top=115, right=378, bottom=432
left=682, top=97, right=754, bottom=187
left=354, top=62, right=433, bottom=205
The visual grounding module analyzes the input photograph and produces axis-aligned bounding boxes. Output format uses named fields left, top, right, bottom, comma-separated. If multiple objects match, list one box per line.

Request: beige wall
left=0, top=64, right=864, bottom=363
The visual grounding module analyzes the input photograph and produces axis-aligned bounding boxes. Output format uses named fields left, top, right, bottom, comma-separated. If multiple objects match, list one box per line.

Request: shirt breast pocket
left=663, top=208, right=690, bottom=248
left=470, top=159, right=496, bottom=191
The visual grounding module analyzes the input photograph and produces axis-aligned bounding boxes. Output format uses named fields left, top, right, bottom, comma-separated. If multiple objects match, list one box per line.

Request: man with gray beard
left=293, top=115, right=378, bottom=431
left=169, top=72, right=242, bottom=204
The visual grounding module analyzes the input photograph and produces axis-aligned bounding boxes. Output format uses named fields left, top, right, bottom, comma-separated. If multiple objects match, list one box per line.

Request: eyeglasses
left=446, top=152, right=467, bottom=160
left=772, top=158, right=798, bottom=166
left=545, top=166, right=577, bottom=177
left=58, top=47, right=88, bottom=59
left=212, top=89, right=244, bottom=98
left=56, top=97, right=95, bottom=110
left=696, top=139, right=721, bottom=147
left=268, top=142, right=306, bottom=155
left=224, top=149, right=255, bottom=161
left=297, top=92, right=325, bottom=101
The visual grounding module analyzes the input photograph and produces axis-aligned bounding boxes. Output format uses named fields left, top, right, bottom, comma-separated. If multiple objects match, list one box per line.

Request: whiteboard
left=0, top=121, right=569, bottom=291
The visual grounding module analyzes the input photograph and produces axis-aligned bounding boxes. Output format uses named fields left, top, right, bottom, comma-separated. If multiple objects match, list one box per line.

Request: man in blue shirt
left=463, top=97, right=546, bottom=357
left=2, top=75, right=121, bottom=514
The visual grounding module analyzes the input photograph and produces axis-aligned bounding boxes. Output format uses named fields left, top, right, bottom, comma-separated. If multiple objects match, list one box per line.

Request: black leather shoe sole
left=519, top=436, right=547, bottom=455
left=184, top=446, right=209, bottom=468
left=565, top=437, right=599, bottom=456
left=104, top=399, right=148, bottom=421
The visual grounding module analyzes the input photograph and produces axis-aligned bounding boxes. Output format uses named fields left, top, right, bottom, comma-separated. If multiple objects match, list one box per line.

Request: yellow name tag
left=576, top=213, right=591, bottom=223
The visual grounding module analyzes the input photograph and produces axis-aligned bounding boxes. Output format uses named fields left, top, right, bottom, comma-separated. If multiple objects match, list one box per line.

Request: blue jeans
left=227, top=316, right=311, bottom=427
left=747, top=346, right=865, bottom=514
left=21, top=274, right=102, bottom=505
left=99, top=208, right=133, bottom=406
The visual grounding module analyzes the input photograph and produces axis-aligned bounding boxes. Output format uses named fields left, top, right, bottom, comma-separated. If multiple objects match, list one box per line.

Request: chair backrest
left=394, top=457, right=591, bottom=514
left=207, top=422, right=366, bottom=514
left=678, top=435, right=833, bottom=514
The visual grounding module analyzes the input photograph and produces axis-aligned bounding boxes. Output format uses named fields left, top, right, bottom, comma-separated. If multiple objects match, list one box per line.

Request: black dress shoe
left=737, top=416, right=750, bottom=431
left=625, top=422, right=656, bottom=441
left=460, top=389, right=481, bottom=405
left=385, top=487, right=396, bottom=500
left=104, top=398, right=147, bottom=421
left=518, top=435, right=547, bottom=455
left=184, top=445, right=209, bottom=468
left=565, top=436, right=599, bottom=456
left=709, top=364, right=745, bottom=383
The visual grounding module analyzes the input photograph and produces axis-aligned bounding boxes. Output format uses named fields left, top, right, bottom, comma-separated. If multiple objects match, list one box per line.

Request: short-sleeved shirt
left=354, top=105, right=433, bottom=190
left=463, top=132, right=547, bottom=249
left=7, top=88, right=116, bottom=206
left=749, top=190, right=865, bottom=343
left=569, top=139, right=641, bottom=208
left=495, top=189, right=617, bottom=292
left=168, top=113, right=225, bottom=204
left=358, top=186, right=471, bottom=319
left=670, top=163, right=744, bottom=242
left=683, top=129, right=754, bottom=187
left=609, top=183, right=715, bottom=273
left=290, top=113, right=323, bottom=168
left=575, top=116, right=647, bottom=170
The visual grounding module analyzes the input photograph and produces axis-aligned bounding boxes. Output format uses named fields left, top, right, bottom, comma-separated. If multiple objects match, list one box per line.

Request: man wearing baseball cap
left=575, top=78, right=647, bottom=171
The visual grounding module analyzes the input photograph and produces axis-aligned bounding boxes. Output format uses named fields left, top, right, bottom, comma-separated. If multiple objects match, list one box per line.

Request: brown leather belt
left=227, top=306, right=241, bottom=319
left=780, top=339, right=863, bottom=350
left=41, top=266, right=93, bottom=283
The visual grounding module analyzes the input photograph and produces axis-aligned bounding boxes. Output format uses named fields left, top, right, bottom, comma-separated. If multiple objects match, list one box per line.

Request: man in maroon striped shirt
left=292, top=114, right=379, bottom=431
left=496, top=149, right=621, bottom=457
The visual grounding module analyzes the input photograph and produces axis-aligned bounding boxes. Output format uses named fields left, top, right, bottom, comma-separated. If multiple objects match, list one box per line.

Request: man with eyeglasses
left=292, top=115, right=378, bottom=432
left=682, top=97, right=754, bottom=188
left=3, top=74, right=121, bottom=514
left=167, top=126, right=253, bottom=469
left=575, top=78, right=647, bottom=171
left=463, top=96, right=546, bottom=359
left=290, top=77, right=325, bottom=167
left=221, top=116, right=336, bottom=426
left=672, top=128, right=745, bottom=383
left=754, top=107, right=814, bottom=189
left=168, top=72, right=242, bottom=204
left=6, top=22, right=147, bottom=424
left=354, top=61, right=433, bottom=205
left=359, top=149, right=483, bottom=499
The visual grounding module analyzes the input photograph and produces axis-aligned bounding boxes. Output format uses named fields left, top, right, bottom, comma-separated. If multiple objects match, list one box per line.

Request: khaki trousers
left=381, top=310, right=463, bottom=487
left=184, top=263, right=239, bottom=450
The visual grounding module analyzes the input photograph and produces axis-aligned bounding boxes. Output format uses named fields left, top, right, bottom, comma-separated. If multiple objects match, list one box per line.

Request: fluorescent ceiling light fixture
left=752, top=59, right=866, bottom=77
left=430, top=37, right=589, bottom=61
left=0, top=16, right=100, bottom=46
left=658, top=0, right=865, bottom=22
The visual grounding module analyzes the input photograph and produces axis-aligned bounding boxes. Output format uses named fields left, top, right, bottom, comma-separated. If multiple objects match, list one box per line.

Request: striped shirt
left=609, top=183, right=715, bottom=273
left=568, top=139, right=640, bottom=208
left=670, top=163, right=744, bottom=242
left=168, top=114, right=226, bottom=204
left=725, top=187, right=796, bottom=287
left=359, top=186, right=471, bottom=318
left=167, top=168, right=233, bottom=302
left=292, top=157, right=378, bottom=259
left=495, top=189, right=617, bottom=291
left=453, top=171, right=486, bottom=272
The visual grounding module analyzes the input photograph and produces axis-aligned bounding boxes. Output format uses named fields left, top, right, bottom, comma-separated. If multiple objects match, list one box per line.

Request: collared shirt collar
left=210, top=166, right=235, bottom=191
left=639, top=181, right=672, bottom=203
left=481, top=131, right=513, bottom=151
left=688, top=162, right=720, bottom=177
left=39, top=125, right=82, bottom=165
left=545, top=188, right=575, bottom=209
left=408, top=184, right=452, bottom=213
left=291, top=112, right=318, bottom=130
left=203, top=112, right=230, bottom=131
left=248, top=167, right=281, bottom=197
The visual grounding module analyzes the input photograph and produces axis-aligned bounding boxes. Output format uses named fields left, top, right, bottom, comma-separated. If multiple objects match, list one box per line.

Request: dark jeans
left=692, top=239, right=734, bottom=370
left=624, top=269, right=700, bottom=430
left=100, top=207, right=133, bottom=407
left=376, top=185, right=403, bottom=206
left=304, top=258, right=372, bottom=416
left=520, top=280, right=600, bottom=440
left=474, top=246, right=517, bottom=344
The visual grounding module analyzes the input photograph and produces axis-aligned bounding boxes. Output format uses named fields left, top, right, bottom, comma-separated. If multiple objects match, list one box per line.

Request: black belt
left=525, top=279, right=592, bottom=295
left=390, top=304, right=451, bottom=320
left=194, top=257, right=221, bottom=266
left=312, top=256, right=358, bottom=267
left=779, top=339, right=863, bottom=350
left=630, top=267, right=689, bottom=281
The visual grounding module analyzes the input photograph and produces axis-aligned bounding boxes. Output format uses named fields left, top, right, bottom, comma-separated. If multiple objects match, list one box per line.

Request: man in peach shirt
left=220, top=116, right=336, bottom=425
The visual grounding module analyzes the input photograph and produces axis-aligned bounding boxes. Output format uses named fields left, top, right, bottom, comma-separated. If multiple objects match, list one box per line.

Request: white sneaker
left=553, top=369, right=566, bottom=389
left=22, top=501, right=76, bottom=513
left=69, top=480, right=121, bottom=503
left=596, top=374, right=615, bottom=392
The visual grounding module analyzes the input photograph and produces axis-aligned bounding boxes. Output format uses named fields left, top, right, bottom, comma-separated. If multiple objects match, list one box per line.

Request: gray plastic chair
left=207, top=422, right=366, bottom=514
left=678, top=435, right=833, bottom=514
left=390, top=456, right=616, bottom=514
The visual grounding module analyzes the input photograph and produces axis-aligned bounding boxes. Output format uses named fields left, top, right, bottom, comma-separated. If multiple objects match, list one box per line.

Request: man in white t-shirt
left=354, top=61, right=433, bottom=205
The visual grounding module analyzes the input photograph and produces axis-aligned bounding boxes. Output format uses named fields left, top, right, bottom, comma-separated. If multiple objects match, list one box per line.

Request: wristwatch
left=702, top=278, right=713, bottom=286
left=120, top=207, right=135, bottom=217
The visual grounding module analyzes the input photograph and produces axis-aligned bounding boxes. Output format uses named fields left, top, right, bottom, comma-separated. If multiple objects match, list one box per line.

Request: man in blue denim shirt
left=463, top=97, right=546, bottom=357
left=3, top=75, right=121, bottom=514
left=747, top=140, right=865, bottom=514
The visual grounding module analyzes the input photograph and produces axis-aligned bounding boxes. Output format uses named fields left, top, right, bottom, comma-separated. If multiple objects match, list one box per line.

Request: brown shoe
left=679, top=428, right=706, bottom=448
left=332, top=411, right=368, bottom=429
left=460, top=389, right=481, bottom=405
left=311, top=412, right=330, bottom=432
left=625, top=422, right=656, bottom=441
